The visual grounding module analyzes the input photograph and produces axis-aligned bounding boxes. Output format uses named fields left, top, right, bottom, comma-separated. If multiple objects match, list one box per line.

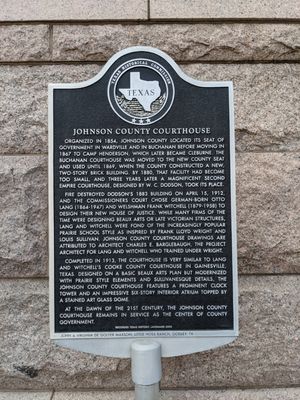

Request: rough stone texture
left=0, top=25, right=50, bottom=62
left=182, top=63, right=300, bottom=152
left=52, top=24, right=300, bottom=62
left=150, top=0, right=300, bottom=20
left=53, top=393, right=133, bottom=400
left=0, top=0, right=147, bottom=21
left=0, top=156, right=48, bottom=277
left=162, top=389, right=300, bottom=400
left=237, top=153, right=300, bottom=274
left=0, top=280, right=121, bottom=390
left=2, top=390, right=300, bottom=400
left=0, top=65, right=100, bottom=154
left=52, top=388, right=300, bottom=399
left=0, top=393, right=52, bottom=400
left=0, top=276, right=299, bottom=389
left=1, top=63, right=299, bottom=154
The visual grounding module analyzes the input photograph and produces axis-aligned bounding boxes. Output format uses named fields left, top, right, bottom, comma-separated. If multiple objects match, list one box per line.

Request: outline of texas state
left=119, top=72, right=161, bottom=112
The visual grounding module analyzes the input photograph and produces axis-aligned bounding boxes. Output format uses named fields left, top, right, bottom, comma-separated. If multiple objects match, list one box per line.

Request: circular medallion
left=108, top=58, right=175, bottom=125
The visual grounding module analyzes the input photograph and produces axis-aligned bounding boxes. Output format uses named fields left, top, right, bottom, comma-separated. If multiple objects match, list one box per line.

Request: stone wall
left=0, top=1, right=299, bottom=399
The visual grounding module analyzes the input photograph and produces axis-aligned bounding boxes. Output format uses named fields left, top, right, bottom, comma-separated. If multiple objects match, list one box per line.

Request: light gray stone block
left=52, top=388, right=300, bottom=399
left=0, top=392, right=52, bottom=400
left=237, top=153, right=300, bottom=274
left=0, top=276, right=299, bottom=389
left=150, top=0, right=300, bottom=20
left=161, top=388, right=300, bottom=400
left=0, top=280, right=121, bottom=390
left=52, top=24, right=300, bottom=62
left=0, top=156, right=47, bottom=277
left=182, top=63, right=300, bottom=152
left=1, top=63, right=299, bottom=154
left=2, top=389, right=300, bottom=400
left=0, top=25, right=50, bottom=61
left=0, top=0, right=147, bottom=21
left=0, top=65, right=100, bottom=154
left=53, top=392, right=133, bottom=400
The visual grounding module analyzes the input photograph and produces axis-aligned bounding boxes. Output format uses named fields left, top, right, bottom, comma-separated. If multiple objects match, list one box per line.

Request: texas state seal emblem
left=108, top=58, right=175, bottom=125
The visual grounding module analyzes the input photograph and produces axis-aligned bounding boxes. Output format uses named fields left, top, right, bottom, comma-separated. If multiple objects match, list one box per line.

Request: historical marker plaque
left=49, top=47, right=238, bottom=357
